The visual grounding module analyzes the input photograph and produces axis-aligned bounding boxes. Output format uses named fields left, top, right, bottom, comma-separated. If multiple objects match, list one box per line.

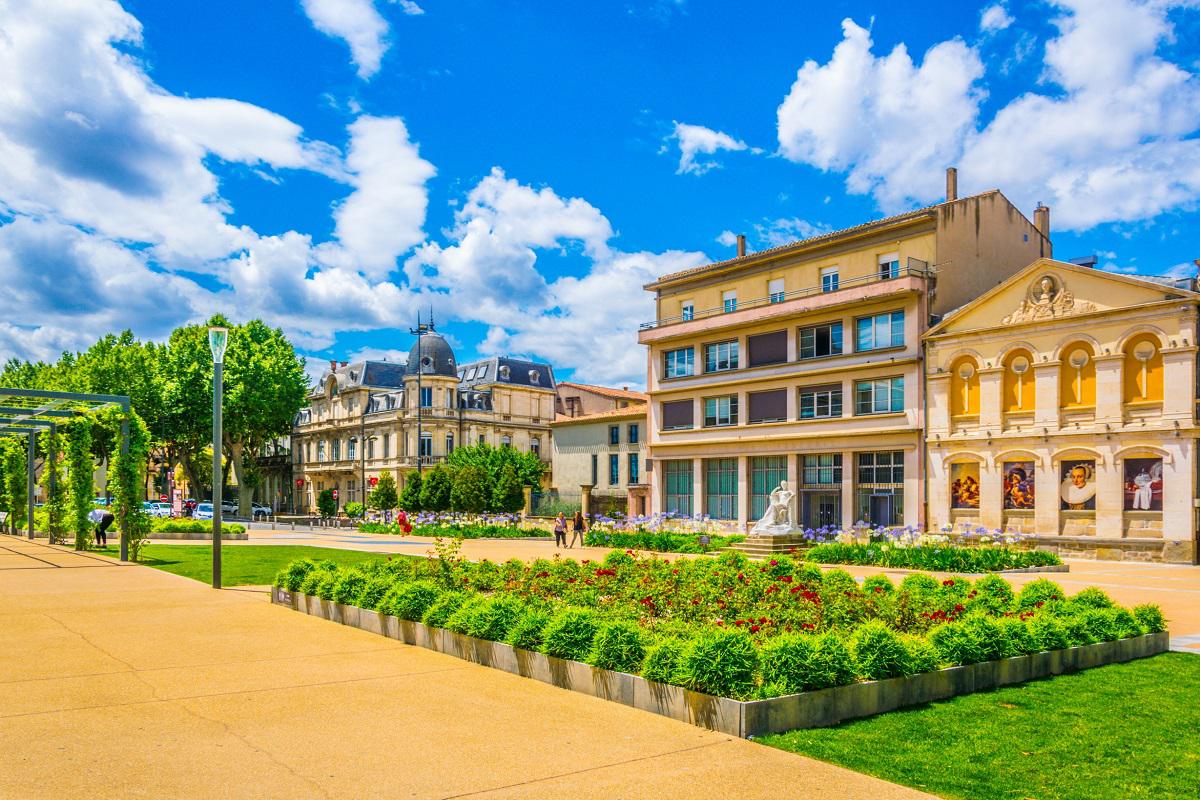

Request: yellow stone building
left=639, top=174, right=1050, bottom=531
left=925, top=258, right=1199, bottom=563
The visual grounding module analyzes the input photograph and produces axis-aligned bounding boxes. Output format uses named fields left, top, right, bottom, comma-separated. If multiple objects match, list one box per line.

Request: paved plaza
left=0, top=536, right=932, bottom=800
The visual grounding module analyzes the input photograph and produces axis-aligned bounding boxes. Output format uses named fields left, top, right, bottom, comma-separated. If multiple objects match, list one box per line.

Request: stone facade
left=549, top=400, right=648, bottom=515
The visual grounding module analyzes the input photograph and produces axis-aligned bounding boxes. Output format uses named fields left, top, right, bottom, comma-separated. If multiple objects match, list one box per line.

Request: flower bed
left=584, top=530, right=745, bottom=553
left=150, top=519, right=246, bottom=535
left=804, top=542, right=1062, bottom=572
left=359, top=512, right=549, bottom=539
left=273, top=550, right=1163, bottom=707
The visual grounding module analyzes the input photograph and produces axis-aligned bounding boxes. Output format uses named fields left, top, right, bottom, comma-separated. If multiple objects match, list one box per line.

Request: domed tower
left=403, top=325, right=460, bottom=469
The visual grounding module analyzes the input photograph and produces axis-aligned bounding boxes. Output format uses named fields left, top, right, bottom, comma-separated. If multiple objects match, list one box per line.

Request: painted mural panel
left=950, top=462, right=980, bottom=509
left=1123, top=458, right=1163, bottom=512
left=1059, top=460, right=1097, bottom=510
left=1002, top=461, right=1035, bottom=509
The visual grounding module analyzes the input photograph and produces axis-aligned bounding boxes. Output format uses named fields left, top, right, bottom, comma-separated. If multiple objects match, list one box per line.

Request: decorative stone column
left=522, top=486, right=532, bottom=517
left=1095, top=355, right=1123, bottom=426
left=1034, top=450, right=1058, bottom=537
left=737, top=455, right=750, bottom=531
left=692, top=459, right=704, bottom=520
left=978, top=368, right=1003, bottom=432
left=580, top=484, right=594, bottom=519
left=840, top=449, right=856, bottom=531
left=1033, top=362, right=1059, bottom=429
left=1094, top=448, right=1122, bottom=539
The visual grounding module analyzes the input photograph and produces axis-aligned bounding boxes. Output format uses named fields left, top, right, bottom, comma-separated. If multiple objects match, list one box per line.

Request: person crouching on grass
left=94, top=511, right=115, bottom=547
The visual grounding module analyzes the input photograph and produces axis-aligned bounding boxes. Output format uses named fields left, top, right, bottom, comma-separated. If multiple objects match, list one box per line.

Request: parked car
left=149, top=502, right=173, bottom=518
left=251, top=503, right=272, bottom=520
left=221, top=500, right=238, bottom=515
left=193, top=503, right=213, bottom=520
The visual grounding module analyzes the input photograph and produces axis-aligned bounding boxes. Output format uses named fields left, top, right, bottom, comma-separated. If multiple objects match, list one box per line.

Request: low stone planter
left=271, top=586, right=1168, bottom=738
left=149, top=530, right=250, bottom=541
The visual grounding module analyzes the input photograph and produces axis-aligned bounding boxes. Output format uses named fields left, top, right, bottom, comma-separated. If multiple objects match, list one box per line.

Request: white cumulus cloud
left=300, top=0, right=391, bottom=79
left=667, top=121, right=759, bottom=175
left=980, top=3, right=1015, bottom=33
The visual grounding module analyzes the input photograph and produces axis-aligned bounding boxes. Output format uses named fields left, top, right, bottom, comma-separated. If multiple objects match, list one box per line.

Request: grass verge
left=96, top=545, right=393, bottom=586
left=761, top=652, right=1199, bottom=800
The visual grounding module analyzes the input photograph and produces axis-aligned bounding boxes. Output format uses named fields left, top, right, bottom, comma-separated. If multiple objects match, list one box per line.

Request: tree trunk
left=228, top=439, right=252, bottom=518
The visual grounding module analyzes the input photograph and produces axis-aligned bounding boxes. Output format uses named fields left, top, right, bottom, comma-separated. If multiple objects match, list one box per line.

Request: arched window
left=1123, top=334, right=1163, bottom=403
left=950, top=356, right=980, bottom=417
left=1059, top=343, right=1096, bottom=408
left=1002, top=349, right=1036, bottom=412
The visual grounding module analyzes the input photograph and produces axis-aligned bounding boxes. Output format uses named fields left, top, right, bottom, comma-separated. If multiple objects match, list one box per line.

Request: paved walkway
left=0, top=536, right=931, bottom=800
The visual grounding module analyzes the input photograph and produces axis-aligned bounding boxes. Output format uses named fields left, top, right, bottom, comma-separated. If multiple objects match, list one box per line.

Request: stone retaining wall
left=272, top=587, right=1168, bottom=738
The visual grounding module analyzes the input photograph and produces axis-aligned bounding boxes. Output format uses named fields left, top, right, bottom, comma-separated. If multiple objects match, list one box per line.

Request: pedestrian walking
left=553, top=512, right=567, bottom=548
left=568, top=510, right=586, bottom=548
left=94, top=510, right=115, bottom=547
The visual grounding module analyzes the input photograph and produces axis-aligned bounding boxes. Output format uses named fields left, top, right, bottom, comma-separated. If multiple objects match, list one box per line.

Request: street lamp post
left=409, top=314, right=430, bottom=473
left=209, top=326, right=228, bottom=590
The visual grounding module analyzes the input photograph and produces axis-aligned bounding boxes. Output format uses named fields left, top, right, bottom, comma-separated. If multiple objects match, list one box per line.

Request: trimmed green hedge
left=150, top=518, right=246, bottom=535
left=358, top=522, right=546, bottom=539
left=583, top=530, right=745, bottom=553
left=804, top=542, right=1061, bottom=572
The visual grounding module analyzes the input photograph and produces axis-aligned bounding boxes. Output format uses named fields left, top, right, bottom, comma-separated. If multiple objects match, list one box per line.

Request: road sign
left=159, top=494, right=168, bottom=502
left=369, top=476, right=378, bottom=486
left=332, top=489, right=339, bottom=499
left=295, top=478, right=305, bottom=487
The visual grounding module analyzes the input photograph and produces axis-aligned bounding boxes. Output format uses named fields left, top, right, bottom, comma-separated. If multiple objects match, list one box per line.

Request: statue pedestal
left=732, top=531, right=809, bottom=559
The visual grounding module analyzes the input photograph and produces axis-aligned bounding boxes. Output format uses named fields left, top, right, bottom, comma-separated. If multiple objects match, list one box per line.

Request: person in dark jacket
left=568, top=510, right=586, bottom=548
left=94, top=511, right=115, bottom=547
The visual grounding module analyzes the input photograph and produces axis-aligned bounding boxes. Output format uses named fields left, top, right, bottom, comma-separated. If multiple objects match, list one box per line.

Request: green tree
left=1, top=438, right=27, bottom=534
left=419, top=465, right=453, bottom=512
left=64, top=417, right=94, bottom=550
left=492, top=463, right=524, bottom=514
left=316, top=488, right=337, bottom=518
left=343, top=501, right=365, bottom=519
left=39, top=429, right=67, bottom=544
left=368, top=471, right=398, bottom=514
left=446, top=442, right=544, bottom=489
left=93, top=407, right=153, bottom=561
left=449, top=465, right=489, bottom=513
left=399, top=470, right=423, bottom=511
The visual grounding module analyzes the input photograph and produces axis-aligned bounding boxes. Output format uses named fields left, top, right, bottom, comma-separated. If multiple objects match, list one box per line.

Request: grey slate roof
left=457, top=356, right=555, bottom=391
left=405, top=332, right=458, bottom=378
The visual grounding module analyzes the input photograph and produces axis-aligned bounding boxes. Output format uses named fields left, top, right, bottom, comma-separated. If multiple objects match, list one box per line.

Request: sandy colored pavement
left=0, top=536, right=932, bottom=800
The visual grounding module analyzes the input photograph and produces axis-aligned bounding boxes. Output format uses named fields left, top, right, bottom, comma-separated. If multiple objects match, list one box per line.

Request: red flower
left=536, top=571, right=550, bottom=578
left=769, top=560, right=778, bottom=566
left=801, top=622, right=815, bottom=631
left=567, top=578, right=576, bottom=584
left=734, top=619, right=744, bottom=626
left=953, top=603, right=965, bottom=613
left=1035, top=601, right=1044, bottom=608
left=582, top=559, right=591, bottom=565
left=778, top=575, right=793, bottom=583
left=943, top=579, right=955, bottom=587
left=873, top=586, right=884, bottom=594
left=749, top=624, right=761, bottom=633
left=758, top=617, right=767, bottom=624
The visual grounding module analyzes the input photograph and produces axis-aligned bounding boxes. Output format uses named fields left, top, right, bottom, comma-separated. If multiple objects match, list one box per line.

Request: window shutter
left=661, top=399, right=694, bottom=429
left=747, top=330, right=788, bottom=367
left=748, top=389, right=787, bottom=423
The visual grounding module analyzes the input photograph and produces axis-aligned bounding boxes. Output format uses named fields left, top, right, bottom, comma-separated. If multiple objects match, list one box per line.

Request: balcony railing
left=640, top=258, right=929, bottom=330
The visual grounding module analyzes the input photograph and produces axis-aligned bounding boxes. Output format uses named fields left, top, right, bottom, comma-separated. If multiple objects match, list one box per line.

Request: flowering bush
left=583, top=530, right=745, bottom=553
left=359, top=511, right=544, bottom=539
left=805, top=542, right=1061, bottom=572
left=276, top=550, right=1161, bottom=701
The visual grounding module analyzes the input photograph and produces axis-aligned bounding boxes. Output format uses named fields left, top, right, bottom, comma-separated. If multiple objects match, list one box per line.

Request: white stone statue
left=750, top=480, right=797, bottom=536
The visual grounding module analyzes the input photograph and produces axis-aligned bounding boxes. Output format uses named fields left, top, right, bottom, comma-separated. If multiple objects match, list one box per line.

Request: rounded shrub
left=541, top=608, right=602, bottom=661
left=357, top=575, right=395, bottom=610
left=961, top=613, right=1006, bottom=662
left=715, top=550, right=748, bottom=570
left=1069, top=587, right=1115, bottom=611
left=589, top=620, right=646, bottom=673
left=314, top=570, right=339, bottom=601
left=861, top=574, right=895, bottom=595
left=898, top=573, right=940, bottom=608
left=642, top=638, right=686, bottom=684
left=1059, top=614, right=1096, bottom=647
left=445, top=595, right=491, bottom=635
left=851, top=620, right=910, bottom=680
left=380, top=580, right=440, bottom=621
left=901, top=634, right=939, bottom=674
left=1016, top=578, right=1065, bottom=611
left=331, top=569, right=369, bottom=605
left=674, top=629, right=759, bottom=699
left=759, top=633, right=815, bottom=695
left=422, top=591, right=469, bottom=629
left=1080, top=608, right=1120, bottom=642
left=805, top=630, right=856, bottom=690
left=930, top=620, right=984, bottom=665
left=299, top=568, right=334, bottom=597
left=966, top=574, right=1015, bottom=616
left=996, top=616, right=1037, bottom=657
left=1028, top=613, right=1069, bottom=651
left=506, top=608, right=552, bottom=651
left=1111, top=608, right=1143, bottom=640
left=463, top=595, right=527, bottom=641
left=603, top=549, right=636, bottom=569
left=276, top=559, right=318, bottom=591
left=1133, top=604, right=1166, bottom=634
left=794, top=563, right=824, bottom=586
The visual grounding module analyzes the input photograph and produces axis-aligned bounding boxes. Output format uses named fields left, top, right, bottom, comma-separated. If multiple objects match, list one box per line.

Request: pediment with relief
left=1000, top=274, right=1096, bottom=325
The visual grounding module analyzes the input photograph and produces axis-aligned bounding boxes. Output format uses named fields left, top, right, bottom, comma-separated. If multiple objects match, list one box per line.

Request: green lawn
left=97, top=545, right=394, bottom=586
left=762, top=653, right=1199, bottom=800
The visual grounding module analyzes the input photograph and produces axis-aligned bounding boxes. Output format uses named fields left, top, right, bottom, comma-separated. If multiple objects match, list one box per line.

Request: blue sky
left=1, top=0, right=1198, bottom=387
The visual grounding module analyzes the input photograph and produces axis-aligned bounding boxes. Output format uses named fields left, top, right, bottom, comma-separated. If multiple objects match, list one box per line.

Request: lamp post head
left=208, top=326, right=229, bottom=365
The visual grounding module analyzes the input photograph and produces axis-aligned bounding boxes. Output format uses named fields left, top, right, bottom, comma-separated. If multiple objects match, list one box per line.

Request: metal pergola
left=0, top=388, right=132, bottom=560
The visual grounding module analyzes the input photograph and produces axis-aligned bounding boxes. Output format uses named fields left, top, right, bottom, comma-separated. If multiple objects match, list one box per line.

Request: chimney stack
left=945, top=167, right=958, bottom=202
left=329, top=359, right=337, bottom=372
left=736, top=234, right=746, bottom=258
left=340, top=360, right=348, bottom=369
left=1034, top=203, right=1050, bottom=239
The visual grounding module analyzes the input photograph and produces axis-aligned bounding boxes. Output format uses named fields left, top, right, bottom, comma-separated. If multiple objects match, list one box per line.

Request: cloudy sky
left=1, top=0, right=1198, bottom=387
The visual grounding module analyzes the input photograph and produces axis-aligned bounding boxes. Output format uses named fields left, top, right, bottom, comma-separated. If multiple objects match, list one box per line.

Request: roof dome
left=405, top=331, right=457, bottom=378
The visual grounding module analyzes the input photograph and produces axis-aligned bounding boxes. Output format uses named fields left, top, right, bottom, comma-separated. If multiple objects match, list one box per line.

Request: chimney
left=1034, top=203, right=1050, bottom=239
left=340, top=360, right=348, bottom=368
left=329, top=360, right=337, bottom=372
left=945, top=167, right=958, bottom=202
left=736, top=234, right=746, bottom=258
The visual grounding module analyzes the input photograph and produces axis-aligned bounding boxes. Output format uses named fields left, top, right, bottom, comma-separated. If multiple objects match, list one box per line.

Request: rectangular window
left=802, top=453, right=843, bottom=485
left=750, top=456, right=788, bottom=520
left=664, top=347, right=695, bottom=379
left=419, top=434, right=432, bottom=458
left=705, top=458, right=738, bottom=519
left=681, top=301, right=694, bottom=321
left=661, top=399, right=694, bottom=430
left=366, top=438, right=374, bottom=459
left=609, top=425, right=620, bottom=445
left=446, top=433, right=454, bottom=454
left=529, top=437, right=539, bottom=457
left=382, top=434, right=389, bottom=458
left=331, top=439, right=340, bottom=460
left=856, top=451, right=904, bottom=525
left=317, top=441, right=326, bottom=461
left=609, top=454, right=619, bottom=485
left=664, top=459, right=693, bottom=516
left=799, top=385, right=843, bottom=419
left=591, top=453, right=598, bottom=485
left=747, top=389, right=787, bottom=424
left=857, top=451, right=905, bottom=485
left=627, top=423, right=639, bottom=444
left=747, top=330, right=787, bottom=367
left=878, top=252, right=900, bottom=280
left=348, top=438, right=357, bottom=461
left=500, top=435, right=512, bottom=448
left=628, top=453, right=639, bottom=484
left=855, top=377, right=905, bottom=415
left=446, top=389, right=454, bottom=408
left=821, top=266, right=839, bottom=293
left=704, top=340, right=739, bottom=373
left=722, top=289, right=737, bottom=313
left=799, top=321, right=843, bottom=360
left=768, top=278, right=785, bottom=303
left=419, top=386, right=432, bottom=407
left=477, top=434, right=485, bottom=445
left=855, top=311, right=904, bottom=351
left=306, top=442, right=312, bottom=463
left=703, top=395, right=738, bottom=427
